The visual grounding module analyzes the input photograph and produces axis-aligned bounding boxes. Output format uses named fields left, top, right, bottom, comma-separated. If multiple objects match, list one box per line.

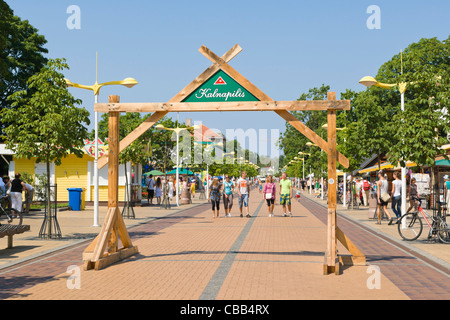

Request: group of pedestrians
left=145, top=174, right=164, bottom=205
left=146, top=174, right=201, bottom=206
left=0, top=173, right=35, bottom=214
left=208, top=171, right=295, bottom=219
left=373, top=169, right=447, bottom=226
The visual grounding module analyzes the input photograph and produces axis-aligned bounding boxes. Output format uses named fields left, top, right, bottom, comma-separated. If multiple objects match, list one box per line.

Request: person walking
left=2, top=176, right=11, bottom=210
left=443, top=175, right=450, bottom=210
left=146, top=174, right=156, bottom=205
left=263, top=175, right=276, bottom=217
left=23, top=182, right=34, bottom=214
left=391, top=171, right=402, bottom=223
left=0, top=176, right=5, bottom=196
left=190, top=179, right=196, bottom=199
left=222, top=175, right=234, bottom=217
left=355, top=177, right=364, bottom=206
left=279, top=172, right=293, bottom=217
left=406, top=177, right=420, bottom=214
left=10, top=173, right=26, bottom=215
left=155, top=177, right=162, bottom=205
left=362, top=178, right=371, bottom=206
left=168, top=177, right=174, bottom=202
left=209, top=177, right=221, bottom=218
left=237, top=171, right=251, bottom=218
left=376, top=170, right=394, bottom=225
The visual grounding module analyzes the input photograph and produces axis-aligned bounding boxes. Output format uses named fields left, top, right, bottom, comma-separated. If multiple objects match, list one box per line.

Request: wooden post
left=89, top=45, right=365, bottom=275
left=324, top=92, right=339, bottom=275
left=83, top=95, right=138, bottom=271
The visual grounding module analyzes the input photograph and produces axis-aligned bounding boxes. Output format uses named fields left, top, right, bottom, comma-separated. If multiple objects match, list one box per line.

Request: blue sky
left=7, top=0, right=450, bottom=156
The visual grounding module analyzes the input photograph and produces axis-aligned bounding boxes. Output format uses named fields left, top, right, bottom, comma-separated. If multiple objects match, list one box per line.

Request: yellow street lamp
left=64, top=53, right=138, bottom=227
left=359, top=64, right=410, bottom=222
left=322, top=124, right=345, bottom=131
left=306, top=142, right=318, bottom=147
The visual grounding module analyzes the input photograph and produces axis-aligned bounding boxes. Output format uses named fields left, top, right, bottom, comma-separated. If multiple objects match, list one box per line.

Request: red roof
left=194, top=124, right=222, bottom=143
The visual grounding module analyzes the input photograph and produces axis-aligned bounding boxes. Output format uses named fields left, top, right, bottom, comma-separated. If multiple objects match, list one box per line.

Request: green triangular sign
left=182, top=70, right=259, bottom=102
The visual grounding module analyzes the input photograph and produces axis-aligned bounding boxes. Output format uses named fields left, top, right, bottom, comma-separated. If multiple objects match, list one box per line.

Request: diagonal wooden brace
left=97, top=45, right=243, bottom=170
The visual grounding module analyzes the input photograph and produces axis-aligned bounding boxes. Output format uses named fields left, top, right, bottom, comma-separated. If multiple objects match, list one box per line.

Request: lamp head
left=359, top=76, right=378, bottom=88
left=121, top=77, right=138, bottom=88
left=155, top=124, right=165, bottom=130
left=306, top=142, right=314, bottom=147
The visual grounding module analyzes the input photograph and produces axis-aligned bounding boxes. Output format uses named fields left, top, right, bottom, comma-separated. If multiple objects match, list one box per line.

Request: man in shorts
left=146, top=174, right=156, bottom=204
left=279, top=172, right=293, bottom=217
left=237, top=171, right=250, bottom=218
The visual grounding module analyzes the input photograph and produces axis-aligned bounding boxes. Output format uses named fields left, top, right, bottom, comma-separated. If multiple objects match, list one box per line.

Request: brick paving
left=299, top=194, right=450, bottom=300
left=0, top=189, right=448, bottom=300
left=0, top=192, right=409, bottom=300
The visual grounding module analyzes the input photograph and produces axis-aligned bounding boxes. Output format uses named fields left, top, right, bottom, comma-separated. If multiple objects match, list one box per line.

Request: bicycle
left=0, top=195, right=23, bottom=226
left=397, top=197, right=450, bottom=243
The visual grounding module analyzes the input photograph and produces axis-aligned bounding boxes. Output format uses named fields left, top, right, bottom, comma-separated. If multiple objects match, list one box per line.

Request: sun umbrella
left=143, top=170, right=166, bottom=176
left=436, top=159, right=450, bottom=166
left=166, top=168, right=193, bottom=175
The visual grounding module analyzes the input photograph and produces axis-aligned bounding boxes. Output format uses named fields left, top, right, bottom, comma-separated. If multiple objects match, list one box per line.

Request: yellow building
left=2, top=144, right=142, bottom=204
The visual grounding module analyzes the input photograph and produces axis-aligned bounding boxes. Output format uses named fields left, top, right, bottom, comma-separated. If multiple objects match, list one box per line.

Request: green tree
left=0, top=1, right=48, bottom=134
left=377, top=37, right=450, bottom=168
left=2, top=58, right=90, bottom=236
left=279, top=84, right=330, bottom=177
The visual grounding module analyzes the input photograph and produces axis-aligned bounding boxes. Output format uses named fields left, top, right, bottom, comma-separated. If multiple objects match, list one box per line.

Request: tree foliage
left=0, top=1, right=48, bottom=134
left=280, top=37, right=450, bottom=178
left=2, top=58, right=90, bottom=218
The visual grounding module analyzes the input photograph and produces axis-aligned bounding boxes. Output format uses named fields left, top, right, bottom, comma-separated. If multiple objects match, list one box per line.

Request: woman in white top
left=376, top=170, right=394, bottom=225
left=168, top=177, right=174, bottom=200
left=155, top=177, right=162, bottom=205
left=391, top=171, right=402, bottom=223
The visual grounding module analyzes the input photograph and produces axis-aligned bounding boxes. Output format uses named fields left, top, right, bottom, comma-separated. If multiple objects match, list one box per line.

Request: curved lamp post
left=64, top=53, right=138, bottom=227
left=298, top=152, right=311, bottom=181
left=306, top=142, right=321, bottom=196
left=359, top=75, right=407, bottom=225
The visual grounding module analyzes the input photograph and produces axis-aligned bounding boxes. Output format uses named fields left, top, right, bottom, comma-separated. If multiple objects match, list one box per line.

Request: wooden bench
left=0, top=224, right=31, bottom=249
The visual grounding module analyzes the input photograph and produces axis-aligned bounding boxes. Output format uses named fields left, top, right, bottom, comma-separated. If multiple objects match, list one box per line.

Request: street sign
left=182, top=70, right=259, bottom=103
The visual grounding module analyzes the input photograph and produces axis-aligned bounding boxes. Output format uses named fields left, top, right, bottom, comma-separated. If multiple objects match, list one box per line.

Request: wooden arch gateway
left=84, top=44, right=366, bottom=275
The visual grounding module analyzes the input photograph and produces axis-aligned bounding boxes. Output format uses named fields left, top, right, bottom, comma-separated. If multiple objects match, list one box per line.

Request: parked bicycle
left=0, top=195, right=23, bottom=226
left=397, top=197, right=450, bottom=243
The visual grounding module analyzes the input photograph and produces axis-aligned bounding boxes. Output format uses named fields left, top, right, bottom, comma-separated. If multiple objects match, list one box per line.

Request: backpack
left=363, top=180, right=370, bottom=191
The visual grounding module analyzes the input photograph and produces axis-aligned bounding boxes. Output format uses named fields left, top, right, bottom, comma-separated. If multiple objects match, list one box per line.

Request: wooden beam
left=198, top=45, right=351, bottom=169
left=170, top=44, right=243, bottom=103
left=94, top=100, right=351, bottom=113
left=96, top=45, right=243, bottom=169
left=98, top=111, right=168, bottom=170
left=324, top=92, right=338, bottom=275
left=84, top=95, right=138, bottom=270
left=336, top=227, right=366, bottom=266
left=199, top=45, right=272, bottom=102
